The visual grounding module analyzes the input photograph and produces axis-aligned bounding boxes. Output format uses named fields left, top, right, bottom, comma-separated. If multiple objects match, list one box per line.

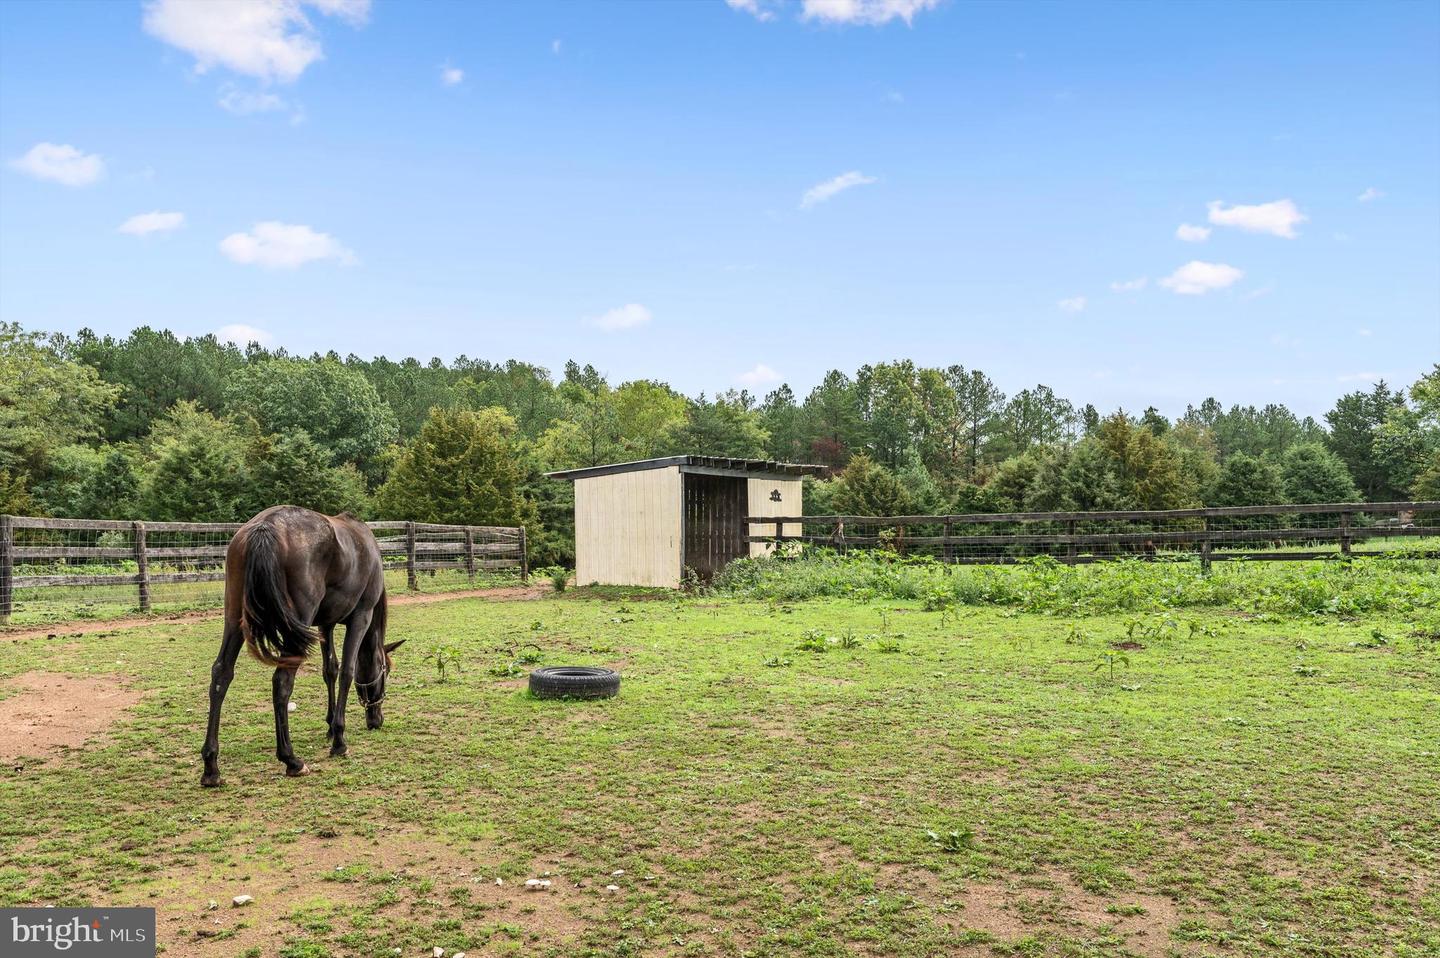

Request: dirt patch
left=0, top=584, right=553, bottom=643
left=0, top=672, right=146, bottom=762
left=101, top=829, right=597, bottom=957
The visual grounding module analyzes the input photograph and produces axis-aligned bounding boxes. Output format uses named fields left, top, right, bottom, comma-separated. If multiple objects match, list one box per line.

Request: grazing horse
left=201, top=506, right=403, bottom=787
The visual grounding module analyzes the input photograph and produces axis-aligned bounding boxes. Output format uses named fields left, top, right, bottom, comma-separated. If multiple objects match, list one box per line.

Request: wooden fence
left=0, top=515, right=527, bottom=625
left=745, top=500, right=1439, bottom=569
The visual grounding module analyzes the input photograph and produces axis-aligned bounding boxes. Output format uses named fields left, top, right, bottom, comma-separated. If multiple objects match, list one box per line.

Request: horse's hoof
left=200, top=774, right=223, bottom=788
left=329, top=744, right=347, bottom=758
left=285, top=763, right=312, bottom=778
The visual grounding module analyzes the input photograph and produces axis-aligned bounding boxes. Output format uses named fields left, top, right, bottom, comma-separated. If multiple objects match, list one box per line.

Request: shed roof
left=545, top=455, right=826, bottom=481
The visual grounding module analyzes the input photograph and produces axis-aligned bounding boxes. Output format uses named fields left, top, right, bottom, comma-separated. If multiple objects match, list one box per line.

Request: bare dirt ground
left=120, top=830, right=594, bottom=957
left=0, top=584, right=552, bottom=644
left=0, top=672, right=147, bottom=763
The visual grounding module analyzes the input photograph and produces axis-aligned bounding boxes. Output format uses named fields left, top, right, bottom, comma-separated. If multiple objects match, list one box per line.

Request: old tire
left=529, top=666, right=620, bottom=700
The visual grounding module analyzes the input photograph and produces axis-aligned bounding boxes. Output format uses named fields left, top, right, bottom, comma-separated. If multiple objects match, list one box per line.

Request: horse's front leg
left=272, top=665, right=310, bottom=777
left=330, top=608, right=371, bottom=759
left=320, top=626, right=338, bottom=736
left=200, top=621, right=245, bottom=787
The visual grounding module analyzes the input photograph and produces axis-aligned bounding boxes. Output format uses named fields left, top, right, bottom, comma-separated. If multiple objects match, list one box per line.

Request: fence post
left=1340, top=510, right=1352, bottom=557
left=1065, top=519, right=1077, bottom=566
left=518, top=526, right=529, bottom=582
left=1200, top=515, right=1213, bottom=572
left=405, top=521, right=418, bottom=591
left=133, top=520, right=151, bottom=613
left=464, top=528, right=476, bottom=585
left=942, top=520, right=954, bottom=564
left=0, top=515, right=14, bottom=624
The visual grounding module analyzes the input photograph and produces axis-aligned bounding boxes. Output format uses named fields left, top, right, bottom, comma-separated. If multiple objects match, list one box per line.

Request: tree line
left=2, top=322, right=1436, bottom=565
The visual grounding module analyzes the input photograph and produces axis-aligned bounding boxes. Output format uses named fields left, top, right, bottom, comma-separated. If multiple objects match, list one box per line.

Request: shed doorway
left=682, top=473, right=748, bottom=580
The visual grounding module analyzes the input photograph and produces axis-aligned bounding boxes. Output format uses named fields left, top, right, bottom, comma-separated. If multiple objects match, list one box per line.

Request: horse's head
left=358, top=638, right=405, bottom=729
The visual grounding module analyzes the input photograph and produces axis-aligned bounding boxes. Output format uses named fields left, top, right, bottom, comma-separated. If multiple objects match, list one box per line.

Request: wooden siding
left=746, top=478, right=804, bottom=558
left=573, top=466, right=683, bottom=588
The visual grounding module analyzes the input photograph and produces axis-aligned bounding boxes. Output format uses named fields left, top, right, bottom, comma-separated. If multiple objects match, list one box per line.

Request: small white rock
left=494, top=878, right=503, bottom=886
left=605, top=884, right=620, bottom=892
left=287, top=701, right=296, bottom=713
left=231, top=895, right=253, bottom=908
left=206, top=900, right=217, bottom=911
left=611, top=869, right=625, bottom=877
left=453, top=953, right=466, bottom=958
left=432, top=948, right=445, bottom=958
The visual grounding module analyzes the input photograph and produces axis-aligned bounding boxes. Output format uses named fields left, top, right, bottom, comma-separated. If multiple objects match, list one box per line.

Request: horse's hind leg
left=272, top=665, right=310, bottom=777
left=321, top=626, right=338, bottom=736
left=200, top=620, right=245, bottom=787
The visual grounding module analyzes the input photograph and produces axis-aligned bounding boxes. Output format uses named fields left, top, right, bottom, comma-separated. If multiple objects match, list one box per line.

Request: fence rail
left=744, top=501, right=1439, bottom=568
left=0, top=515, right=527, bottom=626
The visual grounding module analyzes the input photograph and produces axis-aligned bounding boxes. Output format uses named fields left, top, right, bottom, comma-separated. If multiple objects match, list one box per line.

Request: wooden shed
left=546, top=456, right=825, bottom=588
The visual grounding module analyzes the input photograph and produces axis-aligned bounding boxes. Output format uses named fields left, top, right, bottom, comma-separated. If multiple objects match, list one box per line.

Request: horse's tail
left=240, top=522, right=317, bottom=666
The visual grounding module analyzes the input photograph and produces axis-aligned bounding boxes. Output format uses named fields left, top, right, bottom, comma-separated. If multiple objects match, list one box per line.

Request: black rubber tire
left=528, top=666, right=621, bottom=700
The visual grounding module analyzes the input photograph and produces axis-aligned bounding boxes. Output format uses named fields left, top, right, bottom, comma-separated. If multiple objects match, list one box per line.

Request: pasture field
left=0, top=576, right=1436, bottom=957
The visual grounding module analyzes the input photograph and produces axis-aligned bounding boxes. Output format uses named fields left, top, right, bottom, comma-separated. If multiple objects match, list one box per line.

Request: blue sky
left=1, top=0, right=1437, bottom=419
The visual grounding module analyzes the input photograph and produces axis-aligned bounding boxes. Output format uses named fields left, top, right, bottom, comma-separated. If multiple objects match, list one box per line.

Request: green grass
left=2, top=567, right=525, bottom=627
left=0, top=585, right=1436, bottom=956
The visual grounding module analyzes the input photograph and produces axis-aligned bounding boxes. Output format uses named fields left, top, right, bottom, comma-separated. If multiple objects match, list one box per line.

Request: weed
left=1093, top=650, right=1130, bottom=681
left=925, top=827, right=974, bottom=852
left=427, top=644, right=465, bottom=682
left=798, top=628, right=831, bottom=652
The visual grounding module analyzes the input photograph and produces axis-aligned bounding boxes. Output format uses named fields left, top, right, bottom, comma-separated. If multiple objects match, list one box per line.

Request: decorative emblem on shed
left=769, top=489, right=783, bottom=502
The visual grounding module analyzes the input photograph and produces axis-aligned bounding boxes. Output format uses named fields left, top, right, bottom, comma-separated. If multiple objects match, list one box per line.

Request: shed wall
left=574, top=466, right=683, bottom=588
left=746, top=477, right=804, bottom=558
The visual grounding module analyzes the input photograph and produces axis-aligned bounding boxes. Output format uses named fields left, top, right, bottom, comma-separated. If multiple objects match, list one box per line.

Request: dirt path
left=0, top=584, right=551, bottom=643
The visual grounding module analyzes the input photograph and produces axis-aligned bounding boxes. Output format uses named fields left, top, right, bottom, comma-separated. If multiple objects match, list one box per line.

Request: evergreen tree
left=1208, top=453, right=1286, bottom=507
left=375, top=407, right=537, bottom=530
left=830, top=454, right=915, bottom=516
left=1280, top=443, right=1360, bottom=504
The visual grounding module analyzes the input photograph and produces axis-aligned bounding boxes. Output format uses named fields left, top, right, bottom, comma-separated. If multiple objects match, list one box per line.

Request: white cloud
left=118, top=211, right=186, bottom=236
left=1057, top=295, right=1086, bottom=313
left=726, top=0, right=776, bottom=21
left=219, top=221, right=355, bottom=269
left=1175, top=223, right=1210, bottom=243
left=1206, top=198, right=1307, bottom=238
left=588, top=303, right=653, bottom=332
left=738, top=364, right=782, bottom=386
left=218, top=84, right=288, bottom=114
left=142, top=0, right=370, bottom=84
left=440, top=65, right=464, bottom=86
left=551, top=38, right=563, bottom=54
left=1357, top=187, right=1384, bottom=202
left=9, top=142, right=105, bottom=186
left=1357, top=327, right=1372, bottom=337
left=215, top=323, right=274, bottom=346
left=1158, top=261, right=1244, bottom=296
left=800, top=0, right=941, bottom=25
left=799, top=170, right=877, bottom=209
left=1110, top=277, right=1147, bottom=292
left=1337, top=371, right=1381, bottom=383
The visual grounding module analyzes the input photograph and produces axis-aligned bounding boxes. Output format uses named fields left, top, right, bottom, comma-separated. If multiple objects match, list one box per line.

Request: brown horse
left=201, top=506, right=403, bottom=787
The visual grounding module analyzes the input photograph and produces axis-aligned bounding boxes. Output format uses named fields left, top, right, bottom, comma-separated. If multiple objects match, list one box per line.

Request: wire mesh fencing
left=745, top=501, right=1440, bottom=566
left=0, top=515, right=527, bottom=628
